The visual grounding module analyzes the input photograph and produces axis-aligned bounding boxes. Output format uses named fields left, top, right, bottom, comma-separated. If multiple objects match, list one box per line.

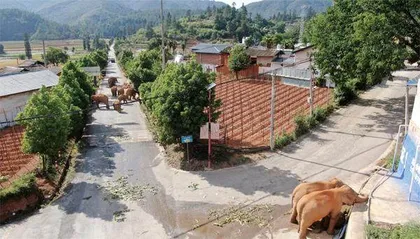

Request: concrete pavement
left=346, top=70, right=420, bottom=239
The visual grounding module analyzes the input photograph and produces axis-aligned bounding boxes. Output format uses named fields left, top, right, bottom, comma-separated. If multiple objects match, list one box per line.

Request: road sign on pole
left=181, top=135, right=193, bottom=143
left=181, top=135, right=193, bottom=161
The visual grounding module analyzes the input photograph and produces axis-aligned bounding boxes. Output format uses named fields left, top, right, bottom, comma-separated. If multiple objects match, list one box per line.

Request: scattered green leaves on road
left=113, top=209, right=131, bottom=222
left=188, top=183, right=199, bottom=191
left=208, top=203, right=273, bottom=228
left=99, top=176, right=158, bottom=201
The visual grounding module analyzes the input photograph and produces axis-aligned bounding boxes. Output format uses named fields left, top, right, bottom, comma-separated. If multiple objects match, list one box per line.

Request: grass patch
left=366, top=222, right=420, bottom=239
left=275, top=105, right=335, bottom=150
left=0, top=173, right=37, bottom=202
left=275, top=131, right=293, bottom=149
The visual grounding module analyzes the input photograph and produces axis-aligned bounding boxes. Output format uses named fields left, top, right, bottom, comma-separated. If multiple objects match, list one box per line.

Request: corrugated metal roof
left=0, top=70, right=59, bottom=97
left=191, top=43, right=231, bottom=54
left=0, top=66, right=26, bottom=76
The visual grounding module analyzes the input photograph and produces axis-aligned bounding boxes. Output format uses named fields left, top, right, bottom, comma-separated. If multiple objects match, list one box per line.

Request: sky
left=219, top=0, right=262, bottom=7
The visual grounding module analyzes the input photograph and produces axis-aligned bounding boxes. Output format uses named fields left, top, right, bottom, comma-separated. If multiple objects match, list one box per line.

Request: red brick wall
left=196, top=53, right=223, bottom=65
left=215, top=78, right=333, bottom=148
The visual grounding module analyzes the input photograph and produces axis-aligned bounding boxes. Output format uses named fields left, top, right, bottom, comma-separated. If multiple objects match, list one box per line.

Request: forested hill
left=0, top=0, right=226, bottom=25
left=246, top=0, right=333, bottom=18
left=0, top=9, right=78, bottom=41
left=0, top=0, right=226, bottom=40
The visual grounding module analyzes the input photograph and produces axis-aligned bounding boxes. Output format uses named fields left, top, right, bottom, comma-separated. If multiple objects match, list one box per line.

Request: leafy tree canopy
left=17, top=86, right=70, bottom=172
left=140, top=60, right=220, bottom=144
left=228, top=44, right=250, bottom=79
left=62, top=61, right=95, bottom=96
left=306, top=0, right=412, bottom=104
left=45, top=47, right=69, bottom=66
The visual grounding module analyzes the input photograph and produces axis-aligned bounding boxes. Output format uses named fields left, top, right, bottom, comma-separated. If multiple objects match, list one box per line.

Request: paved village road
left=0, top=46, right=171, bottom=238
left=1, top=46, right=419, bottom=239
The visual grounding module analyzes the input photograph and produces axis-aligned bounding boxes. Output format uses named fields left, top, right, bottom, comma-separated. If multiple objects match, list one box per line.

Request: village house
left=0, top=70, right=59, bottom=127
left=191, top=43, right=231, bottom=72
left=245, top=47, right=282, bottom=67
left=18, top=59, right=45, bottom=70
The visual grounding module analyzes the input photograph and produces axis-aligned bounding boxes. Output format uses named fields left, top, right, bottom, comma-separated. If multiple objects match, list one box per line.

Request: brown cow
left=108, top=77, right=118, bottom=88
left=118, top=94, right=128, bottom=104
left=111, top=86, right=118, bottom=97
left=113, top=100, right=122, bottom=113
left=91, top=94, right=110, bottom=109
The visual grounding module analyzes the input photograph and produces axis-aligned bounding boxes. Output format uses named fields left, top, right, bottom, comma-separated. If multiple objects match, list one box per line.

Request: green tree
left=117, top=50, right=134, bottom=70
left=53, top=85, right=84, bottom=138
left=140, top=60, right=220, bottom=144
left=77, top=50, right=108, bottom=70
left=358, top=0, right=420, bottom=63
left=59, top=62, right=91, bottom=110
left=245, top=37, right=253, bottom=47
left=45, top=47, right=69, bottom=66
left=126, top=49, right=161, bottom=90
left=228, top=44, right=250, bottom=80
left=306, top=0, right=408, bottom=104
left=17, top=86, right=70, bottom=174
left=24, top=33, right=32, bottom=59
left=0, top=43, right=5, bottom=54
left=181, top=39, right=186, bottom=54
left=145, top=25, right=155, bottom=40
left=63, top=61, right=95, bottom=97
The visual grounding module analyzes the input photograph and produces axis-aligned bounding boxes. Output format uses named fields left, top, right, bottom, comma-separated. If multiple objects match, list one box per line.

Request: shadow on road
left=55, top=182, right=128, bottom=222
left=193, top=165, right=300, bottom=196
left=78, top=123, right=127, bottom=177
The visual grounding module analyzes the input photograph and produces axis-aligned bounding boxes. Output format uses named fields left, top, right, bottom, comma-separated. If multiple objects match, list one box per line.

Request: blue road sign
left=181, top=135, right=193, bottom=143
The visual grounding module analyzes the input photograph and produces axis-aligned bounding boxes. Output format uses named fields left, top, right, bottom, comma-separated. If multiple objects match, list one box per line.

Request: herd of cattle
left=290, top=178, right=368, bottom=238
left=90, top=77, right=137, bottom=112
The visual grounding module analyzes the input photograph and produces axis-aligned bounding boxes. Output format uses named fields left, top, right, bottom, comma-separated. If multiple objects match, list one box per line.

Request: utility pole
left=42, top=40, right=47, bottom=66
left=269, top=72, right=276, bottom=150
left=160, top=0, right=166, bottom=70
left=405, top=80, right=409, bottom=135
left=309, top=55, right=314, bottom=116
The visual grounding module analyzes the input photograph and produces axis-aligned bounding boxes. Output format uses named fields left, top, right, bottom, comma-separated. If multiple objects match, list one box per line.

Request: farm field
left=0, top=39, right=88, bottom=67
left=0, top=39, right=84, bottom=55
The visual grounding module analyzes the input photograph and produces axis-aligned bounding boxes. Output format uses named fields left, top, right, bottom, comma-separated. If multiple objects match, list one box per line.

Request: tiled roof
left=0, top=70, right=59, bottom=97
left=191, top=43, right=231, bottom=54
left=18, top=59, right=44, bottom=68
left=246, top=48, right=281, bottom=57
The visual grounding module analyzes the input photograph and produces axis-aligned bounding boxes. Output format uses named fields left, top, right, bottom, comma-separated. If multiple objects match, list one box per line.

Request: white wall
left=0, top=91, right=34, bottom=128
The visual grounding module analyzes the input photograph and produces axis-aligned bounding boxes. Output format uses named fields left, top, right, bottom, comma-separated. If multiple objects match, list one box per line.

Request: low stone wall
left=0, top=192, right=40, bottom=223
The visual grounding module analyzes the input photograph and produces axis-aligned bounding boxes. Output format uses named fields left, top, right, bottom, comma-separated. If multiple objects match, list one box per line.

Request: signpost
left=181, top=135, right=193, bottom=161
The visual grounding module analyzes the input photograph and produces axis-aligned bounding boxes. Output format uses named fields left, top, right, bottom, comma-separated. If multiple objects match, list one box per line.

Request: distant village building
left=245, top=47, right=282, bottom=66
left=191, top=43, right=231, bottom=72
left=0, top=70, right=59, bottom=127
left=81, top=66, right=101, bottom=86
left=18, top=59, right=45, bottom=70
